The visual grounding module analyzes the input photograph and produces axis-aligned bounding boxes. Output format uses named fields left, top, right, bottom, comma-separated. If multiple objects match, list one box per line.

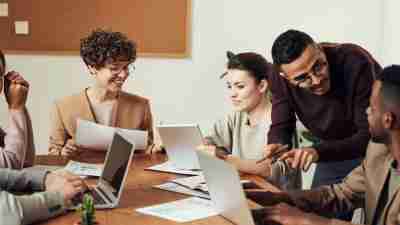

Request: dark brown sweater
left=267, top=43, right=382, bottom=162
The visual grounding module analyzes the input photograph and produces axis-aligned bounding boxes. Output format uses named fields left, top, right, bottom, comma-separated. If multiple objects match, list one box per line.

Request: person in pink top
left=0, top=49, right=35, bottom=169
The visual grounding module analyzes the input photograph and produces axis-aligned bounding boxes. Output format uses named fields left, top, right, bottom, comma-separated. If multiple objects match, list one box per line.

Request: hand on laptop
left=45, top=170, right=88, bottom=205
left=245, top=190, right=293, bottom=207
left=256, top=203, right=330, bottom=225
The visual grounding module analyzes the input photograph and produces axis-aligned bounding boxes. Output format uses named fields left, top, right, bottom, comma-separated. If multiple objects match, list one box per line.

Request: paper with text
left=64, top=160, right=103, bottom=177
left=154, top=182, right=210, bottom=199
left=76, top=119, right=147, bottom=150
left=146, top=161, right=202, bottom=176
left=136, top=197, right=217, bottom=222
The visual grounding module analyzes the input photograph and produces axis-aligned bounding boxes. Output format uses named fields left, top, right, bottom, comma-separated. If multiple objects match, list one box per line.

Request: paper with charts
left=75, top=119, right=147, bottom=150
left=136, top=197, right=217, bottom=222
left=64, top=160, right=103, bottom=177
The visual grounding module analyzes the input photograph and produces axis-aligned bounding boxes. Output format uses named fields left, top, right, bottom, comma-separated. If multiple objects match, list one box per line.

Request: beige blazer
left=48, top=89, right=154, bottom=157
left=291, top=142, right=400, bottom=225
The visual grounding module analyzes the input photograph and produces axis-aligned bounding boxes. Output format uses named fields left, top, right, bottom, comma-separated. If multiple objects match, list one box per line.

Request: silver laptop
left=157, top=123, right=203, bottom=170
left=196, top=151, right=259, bottom=225
left=80, top=132, right=135, bottom=209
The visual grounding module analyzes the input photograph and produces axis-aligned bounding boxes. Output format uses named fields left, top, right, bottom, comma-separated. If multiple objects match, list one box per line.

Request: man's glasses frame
left=280, top=53, right=328, bottom=88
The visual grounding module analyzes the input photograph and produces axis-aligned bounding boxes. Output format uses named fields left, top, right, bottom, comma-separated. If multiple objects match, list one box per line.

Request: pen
left=257, top=144, right=289, bottom=164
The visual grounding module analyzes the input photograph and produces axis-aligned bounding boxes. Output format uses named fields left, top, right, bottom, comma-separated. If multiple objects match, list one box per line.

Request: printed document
left=146, top=161, right=202, bottom=176
left=136, top=197, right=217, bottom=222
left=64, top=160, right=103, bottom=177
left=76, top=119, right=147, bottom=150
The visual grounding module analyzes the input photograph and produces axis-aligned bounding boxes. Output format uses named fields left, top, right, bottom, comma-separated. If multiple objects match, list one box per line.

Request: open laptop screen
left=101, top=133, right=134, bottom=197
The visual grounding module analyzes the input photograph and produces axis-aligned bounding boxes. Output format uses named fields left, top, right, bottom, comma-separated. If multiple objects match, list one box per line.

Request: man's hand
left=259, top=203, right=332, bottom=225
left=45, top=170, right=87, bottom=204
left=61, top=139, right=83, bottom=157
left=263, top=144, right=290, bottom=161
left=4, top=71, right=29, bottom=110
left=278, top=147, right=319, bottom=171
left=245, top=190, right=293, bottom=206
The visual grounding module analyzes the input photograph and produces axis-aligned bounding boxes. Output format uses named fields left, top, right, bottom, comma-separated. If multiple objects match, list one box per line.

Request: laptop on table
left=73, top=132, right=135, bottom=209
left=156, top=123, right=204, bottom=170
left=196, top=151, right=265, bottom=225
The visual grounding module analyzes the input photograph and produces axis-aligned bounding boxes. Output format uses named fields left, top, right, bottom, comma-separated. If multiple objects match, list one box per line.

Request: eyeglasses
left=281, top=58, right=328, bottom=88
left=108, top=63, right=135, bottom=76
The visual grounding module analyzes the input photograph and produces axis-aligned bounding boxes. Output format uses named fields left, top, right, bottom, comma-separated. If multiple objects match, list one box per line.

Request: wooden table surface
left=34, top=153, right=279, bottom=225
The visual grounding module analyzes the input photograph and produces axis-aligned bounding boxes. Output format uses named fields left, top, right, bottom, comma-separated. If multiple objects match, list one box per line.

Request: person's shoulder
left=321, top=42, right=377, bottom=64
left=217, top=111, right=243, bottom=128
left=119, top=91, right=150, bottom=105
left=55, top=90, right=86, bottom=107
left=365, top=141, right=391, bottom=164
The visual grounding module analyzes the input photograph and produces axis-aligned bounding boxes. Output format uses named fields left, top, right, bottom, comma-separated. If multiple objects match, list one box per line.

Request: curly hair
left=80, top=29, right=137, bottom=69
left=223, top=51, right=273, bottom=83
left=271, top=29, right=315, bottom=66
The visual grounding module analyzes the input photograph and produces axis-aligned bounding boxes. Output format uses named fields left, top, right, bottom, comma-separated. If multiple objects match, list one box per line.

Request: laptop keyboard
left=90, top=189, right=107, bottom=205
left=71, top=189, right=106, bottom=207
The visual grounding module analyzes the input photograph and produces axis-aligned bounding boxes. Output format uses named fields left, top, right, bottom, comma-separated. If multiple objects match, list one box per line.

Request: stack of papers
left=170, top=175, right=208, bottom=193
left=64, top=160, right=103, bottom=177
left=136, top=197, right=217, bottom=222
left=146, top=161, right=203, bottom=176
left=154, top=175, right=255, bottom=199
left=76, top=119, right=148, bottom=150
left=154, top=182, right=210, bottom=199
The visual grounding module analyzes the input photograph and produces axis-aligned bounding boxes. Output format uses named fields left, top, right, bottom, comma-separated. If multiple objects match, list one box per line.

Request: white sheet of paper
left=170, top=175, right=206, bottom=190
left=170, top=176, right=254, bottom=193
left=146, top=161, right=202, bottom=176
left=136, top=197, right=217, bottom=222
left=154, top=182, right=210, bottom=199
left=64, top=160, right=103, bottom=177
left=0, top=3, right=8, bottom=17
left=75, top=119, right=147, bottom=150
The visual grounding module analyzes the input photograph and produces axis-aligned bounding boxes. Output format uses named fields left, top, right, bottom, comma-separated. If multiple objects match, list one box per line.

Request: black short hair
left=80, top=29, right=137, bottom=69
left=222, top=51, right=273, bottom=83
left=376, top=65, right=400, bottom=110
left=271, top=29, right=315, bottom=66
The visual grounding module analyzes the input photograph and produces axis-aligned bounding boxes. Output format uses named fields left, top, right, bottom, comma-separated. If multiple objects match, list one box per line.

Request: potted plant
left=75, top=194, right=97, bottom=225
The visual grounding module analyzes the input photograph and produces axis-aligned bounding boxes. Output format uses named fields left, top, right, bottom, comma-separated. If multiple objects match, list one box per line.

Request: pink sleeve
left=0, top=109, right=35, bottom=169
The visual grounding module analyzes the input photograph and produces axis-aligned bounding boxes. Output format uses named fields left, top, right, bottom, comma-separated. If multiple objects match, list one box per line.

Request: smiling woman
left=48, top=29, right=157, bottom=159
left=204, top=51, right=301, bottom=190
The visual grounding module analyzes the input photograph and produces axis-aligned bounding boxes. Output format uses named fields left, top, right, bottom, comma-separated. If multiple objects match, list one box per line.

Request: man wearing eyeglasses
left=265, top=30, right=381, bottom=197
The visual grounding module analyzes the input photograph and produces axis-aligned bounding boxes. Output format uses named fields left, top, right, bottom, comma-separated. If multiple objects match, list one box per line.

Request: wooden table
left=35, top=153, right=279, bottom=225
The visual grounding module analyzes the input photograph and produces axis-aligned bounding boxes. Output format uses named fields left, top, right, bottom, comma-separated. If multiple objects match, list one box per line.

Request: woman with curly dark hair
left=48, top=29, right=156, bottom=159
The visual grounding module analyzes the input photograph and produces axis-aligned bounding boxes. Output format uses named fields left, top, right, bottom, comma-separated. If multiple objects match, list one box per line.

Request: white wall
left=1, top=0, right=384, bottom=154
left=382, top=0, right=400, bottom=65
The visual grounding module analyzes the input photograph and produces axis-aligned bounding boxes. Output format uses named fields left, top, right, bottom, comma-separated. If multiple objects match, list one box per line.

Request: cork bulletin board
left=0, top=0, right=191, bottom=58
